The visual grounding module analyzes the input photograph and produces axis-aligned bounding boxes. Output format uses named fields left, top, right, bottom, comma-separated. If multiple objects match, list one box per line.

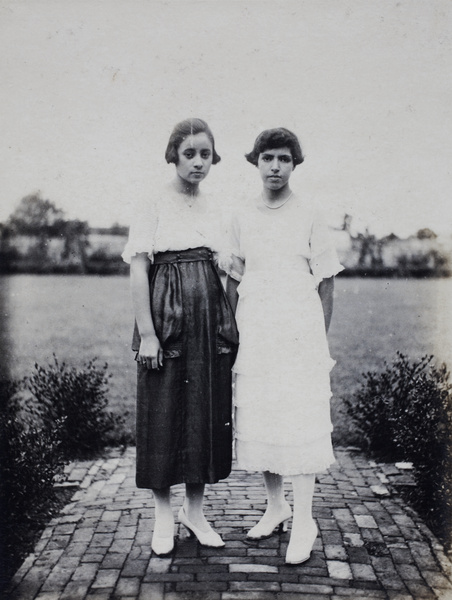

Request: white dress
left=226, top=194, right=344, bottom=476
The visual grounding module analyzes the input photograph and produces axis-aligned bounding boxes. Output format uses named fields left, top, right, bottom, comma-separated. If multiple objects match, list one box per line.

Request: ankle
left=154, top=510, right=174, bottom=533
left=273, top=498, right=290, bottom=508
left=183, top=505, right=210, bottom=531
left=290, top=515, right=316, bottom=535
left=265, top=500, right=291, bottom=515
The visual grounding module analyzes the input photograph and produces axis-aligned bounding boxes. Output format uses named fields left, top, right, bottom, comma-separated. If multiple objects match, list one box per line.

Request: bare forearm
left=130, top=256, right=157, bottom=338
left=130, top=255, right=163, bottom=368
left=318, top=276, right=334, bottom=333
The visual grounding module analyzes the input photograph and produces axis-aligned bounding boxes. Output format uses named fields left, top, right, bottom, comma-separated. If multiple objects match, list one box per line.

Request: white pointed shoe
left=285, top=520, right=318, bottom=565
left=178, top=507, right=225, bottom=547
left=246, top=502, right=292, bottom=541
left=151, top=530, right=174, bottom=556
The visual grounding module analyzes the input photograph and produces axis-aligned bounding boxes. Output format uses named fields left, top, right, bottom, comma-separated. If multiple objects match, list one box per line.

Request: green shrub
left=343, top=363, right=403, bottom=459
left=26, top=356, right=129, bottom=459
left=0, top=380, right=66, bottom=587
left=0, top=379, right=66, bottom=516
left=345, top=352, right=452, bottom=549
left=0, top=358, right=132, bottom=589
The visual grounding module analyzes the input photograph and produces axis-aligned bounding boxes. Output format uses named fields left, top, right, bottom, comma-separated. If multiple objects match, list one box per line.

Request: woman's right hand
left=137, top=334, right=164, bottom=370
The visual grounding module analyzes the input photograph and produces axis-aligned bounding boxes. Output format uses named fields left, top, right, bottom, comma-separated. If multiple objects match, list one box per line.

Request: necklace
left=261, top=192, right=293, bottom=209
left=181, top=191, right=198, bottom=207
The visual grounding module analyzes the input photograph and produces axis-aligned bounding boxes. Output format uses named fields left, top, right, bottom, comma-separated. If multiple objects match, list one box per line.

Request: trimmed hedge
left=345, top=352, right=452, bottom=549
left=0, top=358, right=131, bottom=590
left=26, top=357, right=130, bottom=459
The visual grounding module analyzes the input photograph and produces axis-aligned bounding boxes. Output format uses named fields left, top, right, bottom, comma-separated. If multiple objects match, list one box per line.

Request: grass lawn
left=2, top=274, right=451, bottom=446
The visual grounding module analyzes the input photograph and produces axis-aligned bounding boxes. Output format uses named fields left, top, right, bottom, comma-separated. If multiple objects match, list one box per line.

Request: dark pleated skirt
left=133, top=247, right=238, bottom=489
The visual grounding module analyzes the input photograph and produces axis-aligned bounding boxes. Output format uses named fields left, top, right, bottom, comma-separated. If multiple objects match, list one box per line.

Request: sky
left=1, top=0, right=451, bottom=238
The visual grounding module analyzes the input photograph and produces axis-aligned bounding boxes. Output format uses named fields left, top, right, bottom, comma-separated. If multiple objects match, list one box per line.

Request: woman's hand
left=138, top=333, right=164, bottom=370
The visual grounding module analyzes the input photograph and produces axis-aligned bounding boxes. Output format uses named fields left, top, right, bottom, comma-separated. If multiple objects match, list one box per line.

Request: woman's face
left=175, top=133, right=213, bottom=185
left=258, top=146, right=294, bottom=191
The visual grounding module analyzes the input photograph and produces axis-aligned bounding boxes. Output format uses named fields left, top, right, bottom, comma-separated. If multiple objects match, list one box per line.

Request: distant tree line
left=0, top=194, right=127, bottom=274
left=0, top=195, right=450, bottom=277
left=2, top=194, right=88, bottom=238
left=338, top=215, right=451, bottom=278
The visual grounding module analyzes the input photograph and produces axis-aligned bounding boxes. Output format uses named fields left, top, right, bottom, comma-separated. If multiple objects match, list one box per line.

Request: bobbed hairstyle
left=165, top=118, right=221, bottom=165
left=245, top=127, right=304, bottom=168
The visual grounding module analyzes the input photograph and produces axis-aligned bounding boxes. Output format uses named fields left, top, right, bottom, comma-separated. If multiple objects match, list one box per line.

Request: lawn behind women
left=2, top=274, right=451, bottom=446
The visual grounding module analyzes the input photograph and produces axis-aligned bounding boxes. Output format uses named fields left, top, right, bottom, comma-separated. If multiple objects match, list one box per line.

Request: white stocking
left=285, top=473, right=317, bottom=563
left=152, top=487, right=174, bottom=537
left=184, top=483, right=210, bottom=532
left=262, top=471, right=286, bottom=511
left=247, top=471, right=292, bottom=538
left=291, top=473, right=315, bottom=531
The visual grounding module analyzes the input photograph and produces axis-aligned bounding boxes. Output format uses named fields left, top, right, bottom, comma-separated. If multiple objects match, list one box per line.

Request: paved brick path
left=7, top=448, right=452, bottom=600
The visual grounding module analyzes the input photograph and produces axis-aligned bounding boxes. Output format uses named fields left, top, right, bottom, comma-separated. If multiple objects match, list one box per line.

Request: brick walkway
left=7, top=448, right=452, bottom=600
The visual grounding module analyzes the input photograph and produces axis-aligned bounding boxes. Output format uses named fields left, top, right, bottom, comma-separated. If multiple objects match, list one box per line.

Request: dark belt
left=153, top=247, right=213, bottom=264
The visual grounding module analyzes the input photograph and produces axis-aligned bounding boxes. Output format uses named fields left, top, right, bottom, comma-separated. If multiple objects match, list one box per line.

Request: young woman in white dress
left=225, top=128, right=343, bottom=564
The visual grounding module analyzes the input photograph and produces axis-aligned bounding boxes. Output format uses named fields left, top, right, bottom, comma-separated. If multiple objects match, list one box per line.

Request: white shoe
left=246, top=502, right=292, bottom=540
left=285, top=519, right=318, bottom=565
left=151, top=530, right=174, bottom=556
left=178, top=507, right=225, bottom=547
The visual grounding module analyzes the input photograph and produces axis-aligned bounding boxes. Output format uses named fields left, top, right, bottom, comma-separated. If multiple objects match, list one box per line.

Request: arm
left=226, top=275, right=239, bottom=314
left=130, top=253, right=163, bottom=369
left=318, top=276, right=335, bottom=333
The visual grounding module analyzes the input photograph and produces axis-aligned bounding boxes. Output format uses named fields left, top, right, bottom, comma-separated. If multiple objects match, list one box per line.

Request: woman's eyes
left=183, top=151, right=211, bottom=159
left=262, top=155, right=292, bottom=163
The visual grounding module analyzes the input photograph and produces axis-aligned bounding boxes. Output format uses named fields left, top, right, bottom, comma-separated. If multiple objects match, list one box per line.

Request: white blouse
left=225, top=194, right=344, bottom=286
left=122, top=184, right=227, bottom=264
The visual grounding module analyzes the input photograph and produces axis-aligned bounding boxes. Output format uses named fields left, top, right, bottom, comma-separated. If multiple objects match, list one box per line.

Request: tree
left=7, top=193, right=64, bottom=235
left=416, top=228, right=437, bottom=240
left=341, top=214, right=352, bottom=233
left=109, top=223, right=128, bottom=236
left=3, top=193, right=90, bottom=272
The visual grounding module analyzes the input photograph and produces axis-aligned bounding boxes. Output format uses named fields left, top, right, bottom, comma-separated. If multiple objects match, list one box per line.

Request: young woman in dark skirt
left=122, top=118, right=238, bottom=556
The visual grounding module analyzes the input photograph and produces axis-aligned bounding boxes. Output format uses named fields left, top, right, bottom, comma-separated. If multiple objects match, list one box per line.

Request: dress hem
left=234, top=460, right=335, bottom=477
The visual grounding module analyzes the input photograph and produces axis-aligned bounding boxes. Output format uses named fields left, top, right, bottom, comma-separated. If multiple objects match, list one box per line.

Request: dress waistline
left=153, top=247, right=213, bottom=264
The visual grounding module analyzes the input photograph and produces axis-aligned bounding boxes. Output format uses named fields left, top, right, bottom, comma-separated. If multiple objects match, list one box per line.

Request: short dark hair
left=165, top=118, right=221, bottom=165
left=245, top=127, right=304, bottom=168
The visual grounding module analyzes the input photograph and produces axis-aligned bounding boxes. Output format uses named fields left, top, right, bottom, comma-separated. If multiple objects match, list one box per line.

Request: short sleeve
left=121, top=198, right=159, bottom=264
left=309, top=210, right=344, bottom=285
left=218, top=210, right=245, bottom=282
